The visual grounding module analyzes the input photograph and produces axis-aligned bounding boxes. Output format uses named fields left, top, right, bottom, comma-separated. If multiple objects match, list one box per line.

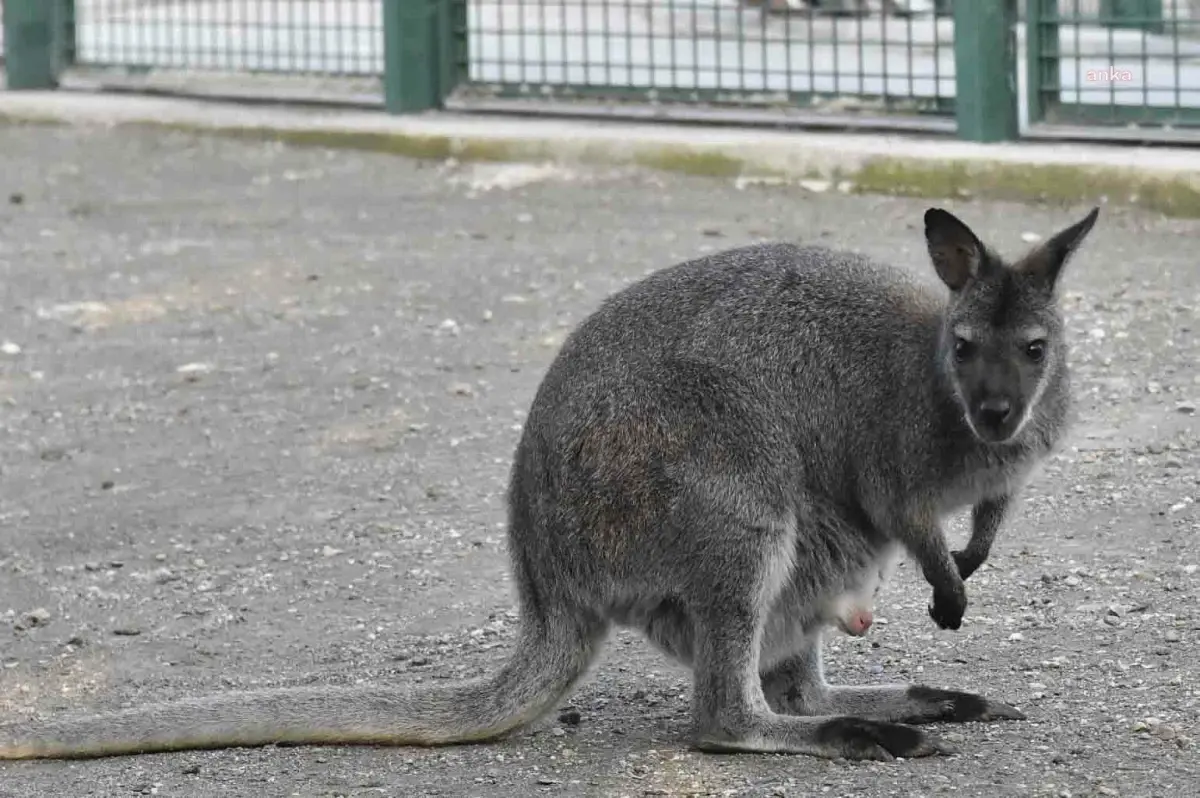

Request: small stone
left=64, top=634, right=86, bottom=647
left=1151, top=724, right=1179, bottom=742
left=558, top=709, right=582, bottom=726
left=153, top=568, right=179, bottom=585
left=1008, top=632, right=1024, bottom=642
left=321, top=545, right=343, bottom=558
left=1064, top=576, right=1081, bottom=587
left=799, top=179, right=831, bottom=193
left=9, top=192, right=24, bottom=205
left=176, top=362, right=212, bottom=375
left=1165, top=630, right=1181, bottom=642
left=112, top=627, right=142, bottom=636
left=15, top=607, right=52, bottom=631
left=1020, top=231, right=1042, bottom=243
left=0, top=341, right=21, bottom=355
left=1175, top=401, right=1196, bottom=415
left=700, top=227, right=724, bottom=237
left=551, top=727, right=565, bottom=737
left=100, top=479, right=115, bottom=490
left=448, top=382, right=474, bottom=397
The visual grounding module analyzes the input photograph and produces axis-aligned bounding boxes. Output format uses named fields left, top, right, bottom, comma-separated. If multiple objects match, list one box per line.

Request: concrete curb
left=2, top=90, right=1199, bottom=217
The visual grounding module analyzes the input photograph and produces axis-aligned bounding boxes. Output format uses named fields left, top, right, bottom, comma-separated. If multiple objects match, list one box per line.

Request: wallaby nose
left=978, top=398, right=1013, bottom=428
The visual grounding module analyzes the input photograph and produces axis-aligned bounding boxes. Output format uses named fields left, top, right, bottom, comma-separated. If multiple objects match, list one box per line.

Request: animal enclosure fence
left=2, top=1, right=1198, bottom=142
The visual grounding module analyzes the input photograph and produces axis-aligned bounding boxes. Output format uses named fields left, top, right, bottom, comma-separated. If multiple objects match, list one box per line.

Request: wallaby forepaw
left=928, top=585, right=966, bottom=630
left=905, top=686, right=1027, bottom=724
left=815, top=717, right=951, bottom=761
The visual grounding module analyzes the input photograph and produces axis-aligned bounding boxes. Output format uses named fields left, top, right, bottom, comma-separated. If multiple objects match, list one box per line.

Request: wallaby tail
left=0, top=616, right=606, bottom=760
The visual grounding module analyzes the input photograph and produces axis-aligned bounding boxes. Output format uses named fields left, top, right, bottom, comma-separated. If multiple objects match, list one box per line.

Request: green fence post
left=3, top=0, right=60, bottom=89
left=384, top=0, right=466, bottom=114
left=1025, top=0, right=1060, bottom=127
left=953, top=0, right=1019, bottom=142
left=1100, top=0, right=1165, bottom=35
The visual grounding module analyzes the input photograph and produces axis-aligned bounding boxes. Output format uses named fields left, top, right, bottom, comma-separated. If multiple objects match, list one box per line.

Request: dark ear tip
left=924, top=208, right=955, bottom=232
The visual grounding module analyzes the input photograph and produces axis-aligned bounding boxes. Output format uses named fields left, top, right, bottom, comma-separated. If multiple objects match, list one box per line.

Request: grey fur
left=0, top=206, right=1099, bottom=762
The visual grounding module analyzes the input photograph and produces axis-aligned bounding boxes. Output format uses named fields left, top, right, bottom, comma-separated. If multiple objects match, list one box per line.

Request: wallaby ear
left=924, top=208, right=986, bottom=292
left=1018, top=207, right=1100, bottom=292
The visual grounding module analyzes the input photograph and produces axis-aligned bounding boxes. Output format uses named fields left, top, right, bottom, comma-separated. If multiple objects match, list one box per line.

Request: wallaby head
left=924, top=206, right=1100, bottom=445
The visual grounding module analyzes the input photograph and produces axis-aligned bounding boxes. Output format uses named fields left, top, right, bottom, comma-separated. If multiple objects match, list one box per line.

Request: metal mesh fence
left=1027, top=0, right=1200, bottom=128
left=462, top=1, right=957, bottom=118
left=72, top=0, right=384, bottom=76
left=5, top=1, right=1198, bottom=138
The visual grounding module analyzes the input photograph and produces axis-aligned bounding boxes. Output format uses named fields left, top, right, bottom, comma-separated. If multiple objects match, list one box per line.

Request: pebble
left=1064, top=576, right=1081, bottom=587
left=1175, top=401, right=1196, bottom=415
left=175, top=362, right=212, bottom=374
left=14, top=607, right=52, bottom=631
left=1165, top=630, right=1181, bottom=642
left=0, top=341, right=20, bottom=355
left=448, top=382, right=474, bottom=397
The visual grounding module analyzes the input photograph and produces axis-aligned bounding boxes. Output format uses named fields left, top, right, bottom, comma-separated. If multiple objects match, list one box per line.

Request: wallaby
left=0, top=206, right=1099, bottom=762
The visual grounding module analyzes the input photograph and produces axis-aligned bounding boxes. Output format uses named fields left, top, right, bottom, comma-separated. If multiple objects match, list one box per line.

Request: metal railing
left=459, top=1, right=957, bottom=128
left=2, top=1, right=1197, bottom=143
left=1027, top=0, right=1200, bottom=133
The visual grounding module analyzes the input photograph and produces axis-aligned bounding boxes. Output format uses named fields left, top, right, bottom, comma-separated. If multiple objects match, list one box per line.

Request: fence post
left=1099, top=0, right=1164, bottom=35
left=383, top=0, right=466, bottom=114
left=3, top=0, right=64, bottom=89
left=952, top=0, right=1019, bottom=142
left=1025, top=0, right=1060, bottom=127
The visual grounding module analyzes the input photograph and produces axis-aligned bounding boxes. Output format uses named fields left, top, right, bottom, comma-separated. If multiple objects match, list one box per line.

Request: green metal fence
left=458, top=1, right=958, bottom=129
left=3, top=1, right=1198, bottom=143
left=1027, top=0, right=1200, bottom=133
left=73, top=0, right=383, bottom=76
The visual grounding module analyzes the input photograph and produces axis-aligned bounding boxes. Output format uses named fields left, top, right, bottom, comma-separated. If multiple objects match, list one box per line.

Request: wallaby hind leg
left=761, top=630, right=1026, bottom=724
left=682, top=527, right=952, bottom=761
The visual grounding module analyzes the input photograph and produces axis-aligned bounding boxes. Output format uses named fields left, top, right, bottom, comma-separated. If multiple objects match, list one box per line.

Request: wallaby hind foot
left=760, top=634, right=1026, bottom=726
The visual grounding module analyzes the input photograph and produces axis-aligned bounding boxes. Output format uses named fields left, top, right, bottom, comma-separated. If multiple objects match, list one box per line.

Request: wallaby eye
left=1025, top=340, right=1047, bottom=363
left=953, top=337, right=976, bottom=363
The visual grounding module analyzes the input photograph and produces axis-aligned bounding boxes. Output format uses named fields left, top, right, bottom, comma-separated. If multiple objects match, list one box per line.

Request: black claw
left=816, top=717, right=946, bottom=760
left=906, top=686, right=1027, bottom=723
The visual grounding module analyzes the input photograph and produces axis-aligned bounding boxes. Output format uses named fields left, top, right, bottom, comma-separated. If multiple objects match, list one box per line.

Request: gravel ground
left=0, top=121, right=1196, bottom=798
